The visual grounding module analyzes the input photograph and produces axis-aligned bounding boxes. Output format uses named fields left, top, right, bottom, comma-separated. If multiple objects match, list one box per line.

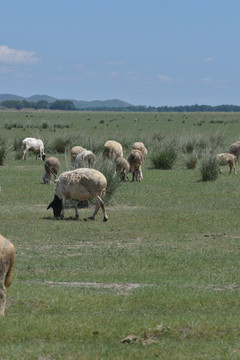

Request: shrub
left=185, top=152, right=198, bottom=169
left=41, top=122, right=48, bottom=129
left=52, top=137, right=71, bottom=153
left=151, top=145, right=177, bottom=170
left=15, top=150, right=23, bottom=160
left=0, top=138, right=7, bottom=165
left=200, top=153, right=219, bottom=181
left=13, top=137, right=22, bottom=151
left=95, top=159, right=122, bottom=205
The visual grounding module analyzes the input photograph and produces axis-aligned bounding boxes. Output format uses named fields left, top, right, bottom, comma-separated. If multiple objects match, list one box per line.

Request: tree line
left=1, top=100, right=240, bottom=112
left=0, top=100, right=76, bottom=111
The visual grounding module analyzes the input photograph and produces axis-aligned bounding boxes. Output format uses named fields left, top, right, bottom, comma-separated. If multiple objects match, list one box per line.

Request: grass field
left=0, top=110, right=240, bottom=359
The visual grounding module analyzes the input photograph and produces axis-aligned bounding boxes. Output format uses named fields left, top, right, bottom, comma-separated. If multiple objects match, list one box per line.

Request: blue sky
left=1, top=0, right=239, bottom=106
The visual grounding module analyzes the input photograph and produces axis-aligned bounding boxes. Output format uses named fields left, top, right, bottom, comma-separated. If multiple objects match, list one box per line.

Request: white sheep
left=42, top=157, right=61, bottom=183
left=115, top=157, right=130, bottom=181
left=132, top=142, right=148, bottom=161
left=102, top=140, right=123, bottom=161
left=74, top=150, right=96, bottom=169
left=229, top=141, right=240, bottom=161
left=0, top=234, right=16, bottom=317
left=127, top=149, right=144, bottom=182
left=71, top=146, right=86, bottom=164
left=22, top=137, right=45, bottom=161
left=216, top=153, right=238, bottom=174
left=47, top=168, right=108, bottom=221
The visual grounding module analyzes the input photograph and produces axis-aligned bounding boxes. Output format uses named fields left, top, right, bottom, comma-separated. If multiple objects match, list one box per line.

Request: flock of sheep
left=2, top=135, right=239, bottom=317
left=0, top=137, right=148, bottom=316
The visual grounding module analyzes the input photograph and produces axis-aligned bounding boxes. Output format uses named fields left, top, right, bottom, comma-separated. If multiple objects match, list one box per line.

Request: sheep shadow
left=42, top=216, right=83, bottom=221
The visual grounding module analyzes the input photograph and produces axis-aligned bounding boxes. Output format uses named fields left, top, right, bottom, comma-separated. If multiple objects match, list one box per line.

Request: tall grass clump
left=95, top=159, right=122, bottom=205
left=13, top=137, right=22, bottom=151
left=185, top=151, right=199, bottom=169
left=51, top=136, right=71, bottom=153
left=151, top=143, right=177, bottom=170
left=0, top=138, right=7, bottom=165
left=200, top=151, right=219, bottom=181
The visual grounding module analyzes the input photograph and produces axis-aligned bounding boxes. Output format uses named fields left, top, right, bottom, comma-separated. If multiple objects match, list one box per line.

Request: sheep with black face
left=47, top=168, right=108, bottom=221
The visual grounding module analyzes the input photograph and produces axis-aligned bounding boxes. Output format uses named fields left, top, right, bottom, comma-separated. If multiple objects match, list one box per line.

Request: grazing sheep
left=22, top=137, right=45, bottom=161
left=42, top=157, right=61, bottom=183
left=71, top=146, right=86, bottom=164
left=229, top=141, right=240, bottom=161
left=47, top=168, right=108, bottom=221
left=132, top=142, right=148, bottom=161
left=102, top=140, right=123, bottom=161
left=75, top=150, right=96, bottom=169
left=0, top=235, right=16, bottom=317
left=216, top=153, right=238, bottom=174
left=128, top=149, right=144, bottom=182
left=115, top=157, right=130, bottom=181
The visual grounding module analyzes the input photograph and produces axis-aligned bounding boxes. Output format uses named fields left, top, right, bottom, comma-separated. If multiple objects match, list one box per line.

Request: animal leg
left=60, top=197, right=66, bottom=219
left=0, top=284, right=6, bottom=317
left=87, top=200, right=100, bottom=220
left=229, top=163, right=232, bottom=174
left=22, top=147, right=28, bottom=161
left=98, top=196, right=108, bottom=221
left=73, top=200, right=79, bottom=219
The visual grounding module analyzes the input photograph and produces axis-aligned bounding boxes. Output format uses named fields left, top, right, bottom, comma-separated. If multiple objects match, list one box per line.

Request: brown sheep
left=229, top=141, right=240, bottom=161
left=42, top=157, right=61, bottom=183
left=115, top=157, right=130, bottom=181
left=71, top=146, right=86, bottom=164
left=128, top=149, right=144, bottom=182
left=102, top=140, right=123, bottom=161
left=216, top=153, right=238, bottom=174
left=0, top=235, right=16, bottom=317
left=132, top=142, right=148, bottom=161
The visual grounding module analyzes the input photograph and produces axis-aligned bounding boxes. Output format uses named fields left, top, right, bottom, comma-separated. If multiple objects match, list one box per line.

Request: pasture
left=0, top=110, right=240, bottom=359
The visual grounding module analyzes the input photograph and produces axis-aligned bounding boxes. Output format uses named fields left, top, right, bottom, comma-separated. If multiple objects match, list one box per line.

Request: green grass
left=0, top=111, right=240, bottom=359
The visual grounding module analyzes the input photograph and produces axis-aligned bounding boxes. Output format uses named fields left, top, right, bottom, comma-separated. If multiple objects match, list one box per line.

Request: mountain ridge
left=0, top=94, right=133, bottom=109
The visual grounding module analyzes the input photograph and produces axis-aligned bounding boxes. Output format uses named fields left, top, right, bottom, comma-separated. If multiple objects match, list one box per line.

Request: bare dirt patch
left=38, top=280, right=154, bottom=294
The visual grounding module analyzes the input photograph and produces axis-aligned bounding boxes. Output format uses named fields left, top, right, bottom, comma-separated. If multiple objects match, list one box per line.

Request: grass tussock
left=95, top=158, right=122, bottom=205
left=151, top=143, right=178, bottom=170
left=0, top=137, right=7, bottom=165
left=200, top=151, right=219, bottom=181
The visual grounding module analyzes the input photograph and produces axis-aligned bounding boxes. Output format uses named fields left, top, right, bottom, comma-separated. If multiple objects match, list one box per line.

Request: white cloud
left=202, top=77, right=213, bottom=84
left=109, top=71, right=119, bottom=78
left=105, top=61, right=125, bottom=66
left=204, top=57, right=215, bottom=62
left=157, top=74, right=173, bottom=83
left=0, top=45, right=39, bottom=64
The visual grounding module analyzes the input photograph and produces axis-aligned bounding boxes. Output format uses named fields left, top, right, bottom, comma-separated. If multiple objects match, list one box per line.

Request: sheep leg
left=86, top=196, right=108, bottom=221
left=87, top=200, right=100, bottom=221
left=97, top=195, right=108, bottom=221
left=0, top=284, right=6, bottom=317
left=73, top=200, right=79, bottom=219
left=60, top=197, right=66, bottom=219
left=22, top=147, right=28, bottom=161
left=229, top=164, right=232, bottom=174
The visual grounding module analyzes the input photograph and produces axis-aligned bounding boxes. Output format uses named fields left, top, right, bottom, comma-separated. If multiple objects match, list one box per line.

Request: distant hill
left=0, top=94, right=133, bottom=108
left=26, top=95, right=58, bottom=103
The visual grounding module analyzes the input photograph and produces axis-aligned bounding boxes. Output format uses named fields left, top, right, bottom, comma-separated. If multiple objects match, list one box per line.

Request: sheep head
left=47, top=195, right=62, bottom=217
